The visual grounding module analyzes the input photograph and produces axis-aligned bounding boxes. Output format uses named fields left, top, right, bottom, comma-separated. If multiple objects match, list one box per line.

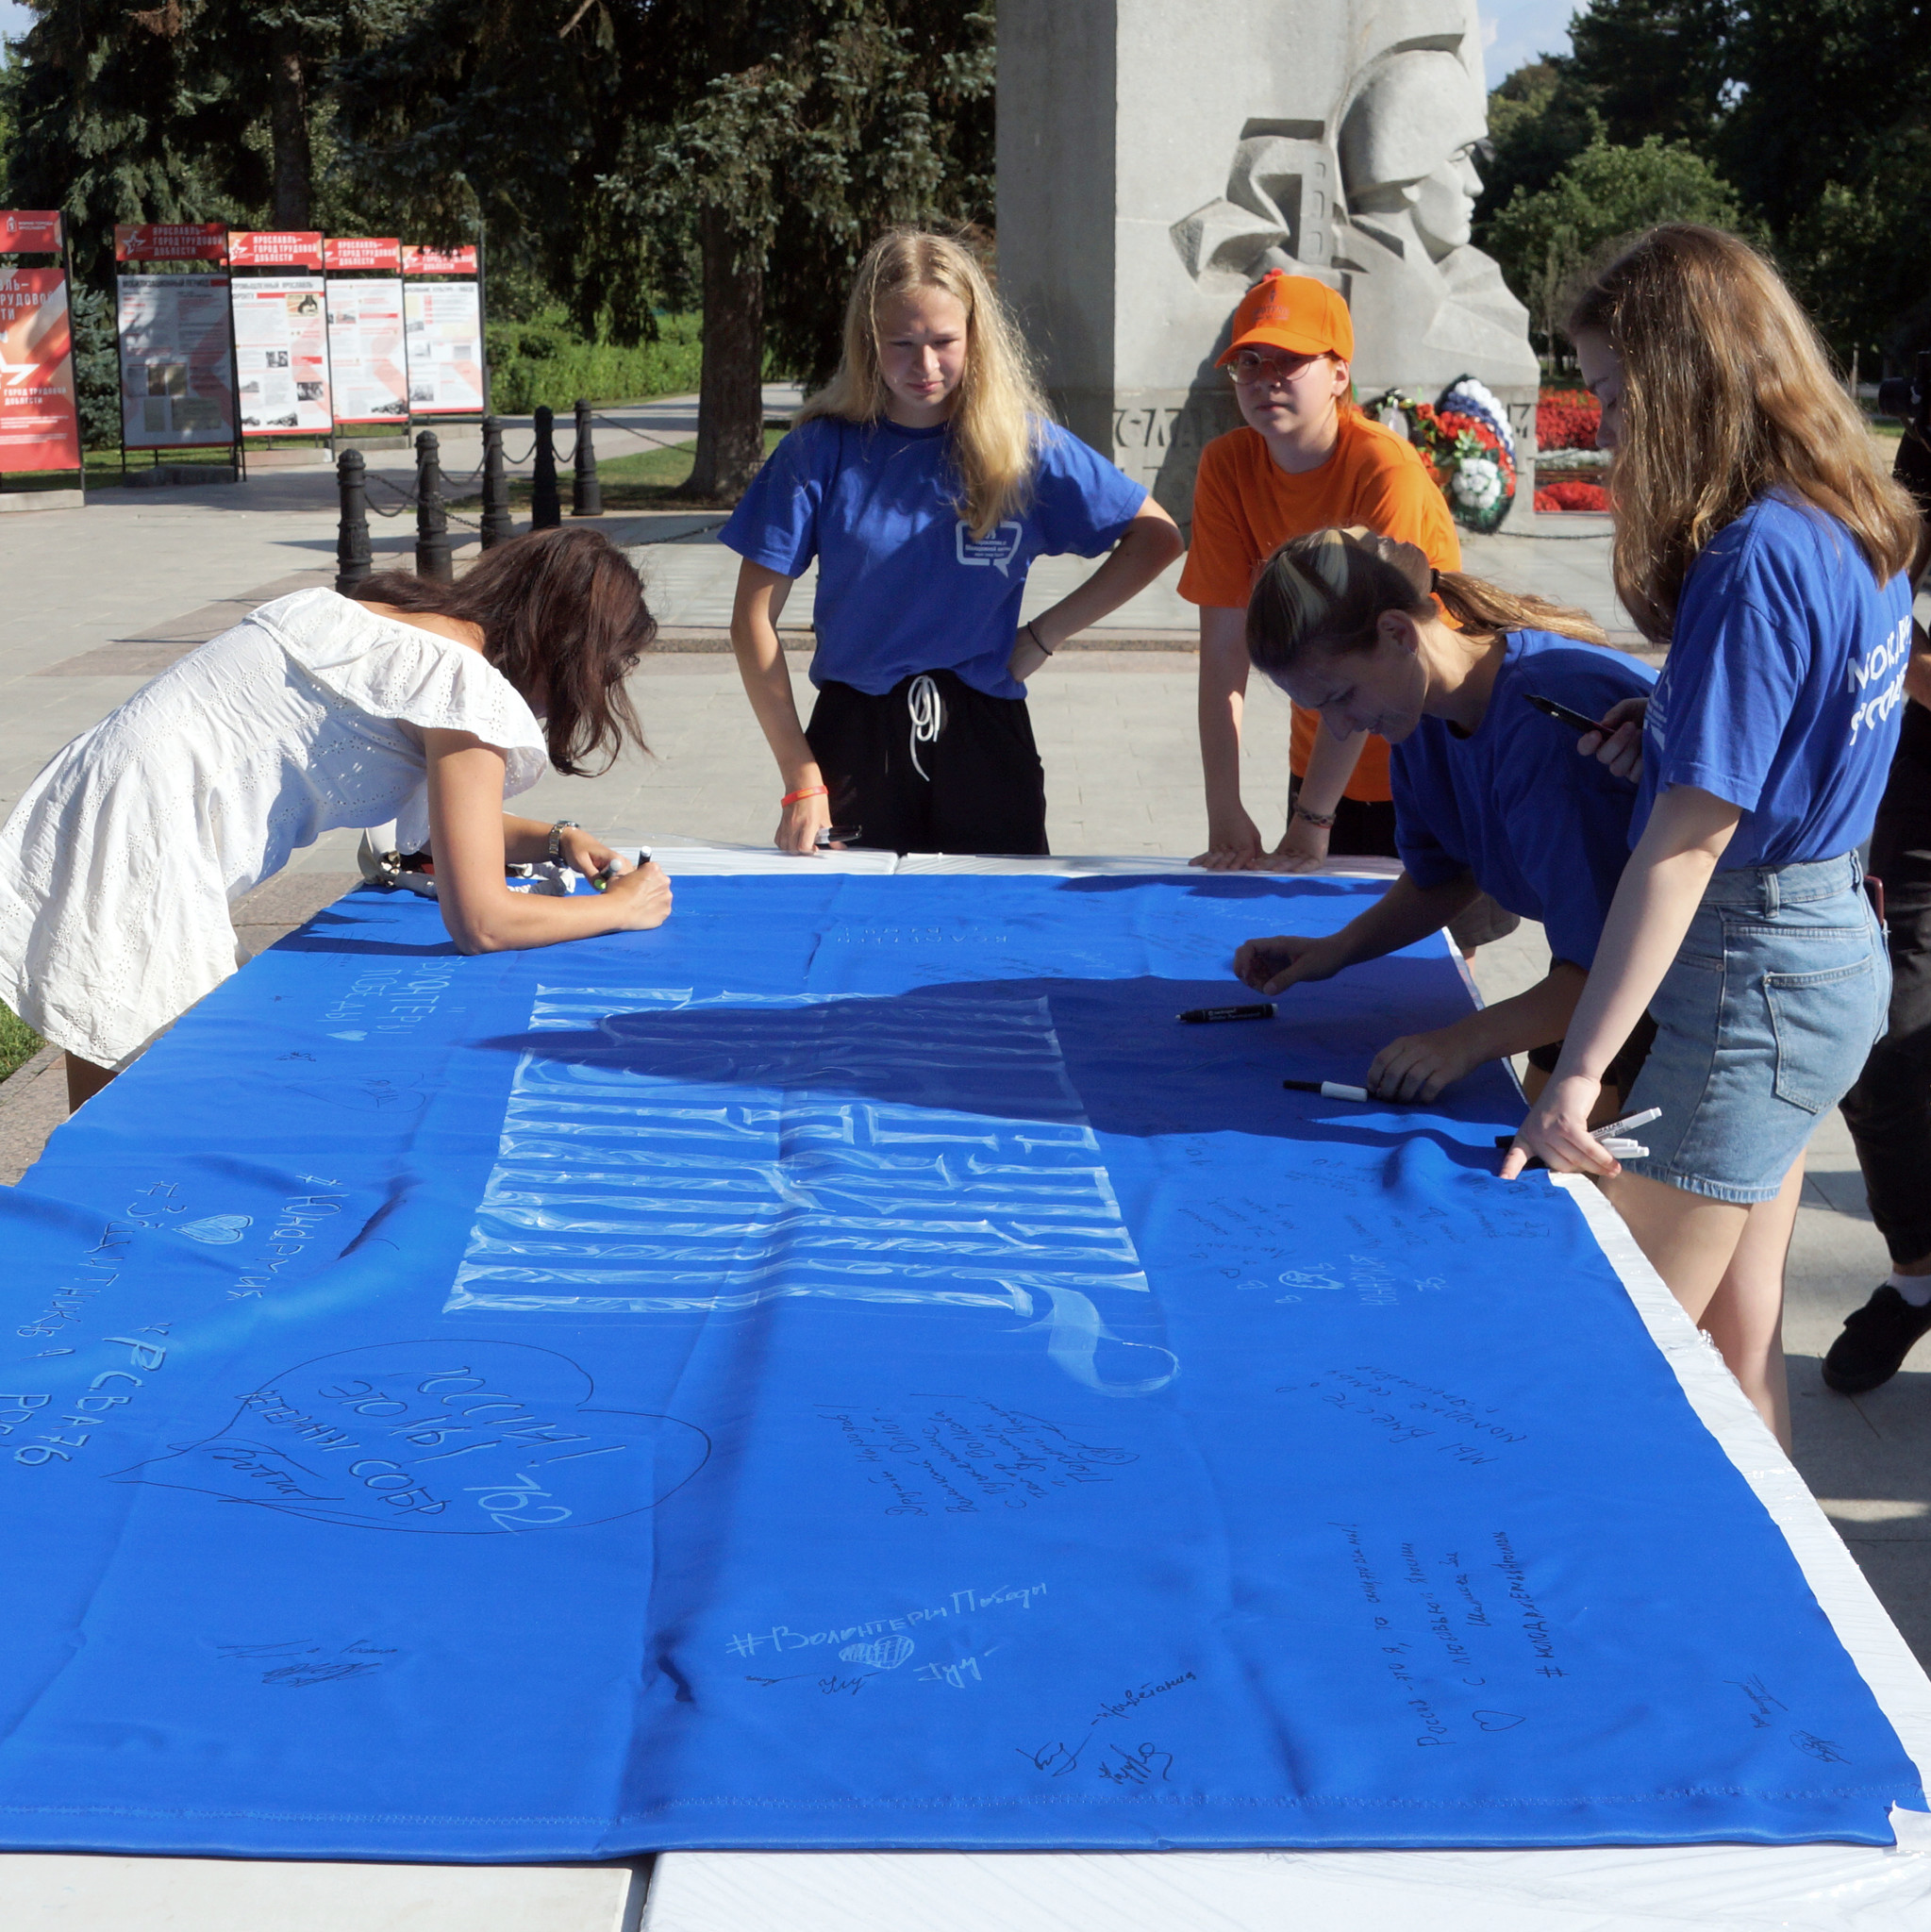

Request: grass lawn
left=0, top=1003, right=44, bottom=1083
left=450, top=428, right=784, bottom=514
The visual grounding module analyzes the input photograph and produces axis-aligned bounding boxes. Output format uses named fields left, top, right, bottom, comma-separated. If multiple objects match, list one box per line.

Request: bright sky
left=1480, top=0, right=1578, bottom=82
left=0, top=2, right=27, bottom=51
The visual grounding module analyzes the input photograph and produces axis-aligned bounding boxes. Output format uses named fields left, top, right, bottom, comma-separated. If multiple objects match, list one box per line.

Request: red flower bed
left=1537, top=389, right=1600, bottom=452
left=1535, top=481, right=1610, bottom=513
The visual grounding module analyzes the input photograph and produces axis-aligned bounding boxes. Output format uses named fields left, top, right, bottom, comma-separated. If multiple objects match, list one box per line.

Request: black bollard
left=479, top=415, right=513, bottom=549
left=531, top=405, right=561, bottom=530
left=414, top=430, right=454, bottom=582
left=571, top=396, right=603, bottom=517
left=334, top=447, right=373, bottom=595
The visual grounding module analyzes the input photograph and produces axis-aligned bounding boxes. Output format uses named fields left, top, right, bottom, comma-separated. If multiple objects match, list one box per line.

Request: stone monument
left=997, top=0, right=1540, bottom=528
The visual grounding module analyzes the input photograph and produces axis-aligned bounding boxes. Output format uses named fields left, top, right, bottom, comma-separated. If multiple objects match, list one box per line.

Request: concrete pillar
left=997, top=0, right=1540, bottom=532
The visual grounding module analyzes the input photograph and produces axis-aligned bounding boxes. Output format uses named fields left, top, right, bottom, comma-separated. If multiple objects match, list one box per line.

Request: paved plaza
left=0, top=401, right=1924, bottom=1668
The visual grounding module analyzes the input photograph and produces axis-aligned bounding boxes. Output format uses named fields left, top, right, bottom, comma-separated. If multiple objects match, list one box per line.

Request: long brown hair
left=1247, top=528, right=1606, bottom=682
left=353, top=527, right=651, bottom=776
left=799, top=227, right=1048, bottom=539
left=1568, top=224, right=1920, bottom=643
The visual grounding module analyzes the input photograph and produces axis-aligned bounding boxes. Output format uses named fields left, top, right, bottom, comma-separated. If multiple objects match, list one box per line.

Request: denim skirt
left=1622, top=854, right=1889, bottom=1204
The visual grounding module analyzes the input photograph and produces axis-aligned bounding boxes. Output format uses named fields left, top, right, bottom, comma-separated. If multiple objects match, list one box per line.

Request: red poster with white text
left=0, top=210, right=64, bottom=253
left=229, top=231, right=325, bottom=272
left=325, top=237, right=402, bottom=275
left=0, top=268, right=83, bottom=473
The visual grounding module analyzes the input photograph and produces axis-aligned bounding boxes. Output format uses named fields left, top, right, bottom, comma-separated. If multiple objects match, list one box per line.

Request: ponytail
left=1247, top=528, right=1606, bottom=683
left=1431, top=570, right=1608, bottom=647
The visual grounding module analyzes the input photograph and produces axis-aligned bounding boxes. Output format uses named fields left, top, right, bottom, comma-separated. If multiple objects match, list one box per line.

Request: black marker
left=816, top=825, right=862, bottom=848
left=1178, top=1002, right=1275, bottom=1024
left=1524, top=691, right=1610, bottom=736
left=1283, top=1077, right=1389, bottom=1103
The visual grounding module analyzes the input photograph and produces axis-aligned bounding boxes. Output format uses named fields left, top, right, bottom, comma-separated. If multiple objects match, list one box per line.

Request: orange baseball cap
left=1215, top=271, right=1354, bottom=365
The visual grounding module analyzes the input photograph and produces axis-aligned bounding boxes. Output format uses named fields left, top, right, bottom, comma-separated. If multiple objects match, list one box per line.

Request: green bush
left=0, top=1002, right=44, bottom=1082
left=486, top=309, right=705, bottom=414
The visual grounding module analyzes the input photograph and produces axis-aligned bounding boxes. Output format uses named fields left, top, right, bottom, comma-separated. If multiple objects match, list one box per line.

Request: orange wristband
left=781, top=785, right=828, bottom=807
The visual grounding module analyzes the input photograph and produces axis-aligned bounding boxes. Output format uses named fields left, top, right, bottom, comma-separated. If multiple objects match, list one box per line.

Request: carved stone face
left=1340, top=51, right=1490, bottom=262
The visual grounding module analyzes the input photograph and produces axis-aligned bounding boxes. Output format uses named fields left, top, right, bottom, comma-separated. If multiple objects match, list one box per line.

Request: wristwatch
left=547, top=820, right=581, bottom=860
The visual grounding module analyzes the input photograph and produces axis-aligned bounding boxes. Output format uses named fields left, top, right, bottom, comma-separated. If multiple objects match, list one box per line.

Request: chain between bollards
left=335, top=447, right=373, bottom=595
left=479, top=415, right=514, bottom=549
left=572, top=396, right=603, bottom=517
left=414, top=430, right=454, bottom=582
left=532, top=405, right=561, bottom=530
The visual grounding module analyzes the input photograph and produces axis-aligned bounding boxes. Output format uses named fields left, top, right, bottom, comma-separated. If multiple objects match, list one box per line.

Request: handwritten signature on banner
left=218, top=1637, right=399, bottom=1689
left=1018, top=1670, right=1198, bottom=1782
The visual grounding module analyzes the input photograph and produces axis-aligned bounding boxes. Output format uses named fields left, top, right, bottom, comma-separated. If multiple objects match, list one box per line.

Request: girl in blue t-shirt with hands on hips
left=1505, top=226, right=1922, bottom=1449
left=723, top=229, right=1183, bottom=857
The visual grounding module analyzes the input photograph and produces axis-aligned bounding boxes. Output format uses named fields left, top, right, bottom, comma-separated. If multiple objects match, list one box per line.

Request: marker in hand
left=592, top=847, right=651, bottom=891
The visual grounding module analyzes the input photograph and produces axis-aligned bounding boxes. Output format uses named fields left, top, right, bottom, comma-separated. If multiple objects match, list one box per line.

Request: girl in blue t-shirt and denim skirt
left=722, top=229, right=1182, bottom=857
left=1505, top=226, right=1922, bottom=1450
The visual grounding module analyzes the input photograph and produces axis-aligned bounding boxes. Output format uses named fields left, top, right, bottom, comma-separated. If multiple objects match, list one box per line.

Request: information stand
left=324, top=237, right=408, bottom=441
left=112, top=222, right=241, bottom=483
left=227, top=232, right=331, bottom=444
left=0, top=209, right=84, bottom=504
left=402, top=239, right=491, bottom=437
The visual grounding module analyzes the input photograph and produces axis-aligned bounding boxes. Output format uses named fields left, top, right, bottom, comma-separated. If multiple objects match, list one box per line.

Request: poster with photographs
left=232, top=275, right=331, bottom=435
left=116, top=274, right=237, bottom=449
left=325, top=277, right=408, bottom=424
left=403, top=279, right=485, bottom=415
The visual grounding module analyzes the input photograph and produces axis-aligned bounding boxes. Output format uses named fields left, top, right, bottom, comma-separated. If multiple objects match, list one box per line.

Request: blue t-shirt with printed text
left=719, top=414, right=1149, bottom=699
left=1393, top=631, right=1656, bottom=968
left=1634, top=495, right=1912, bottom=869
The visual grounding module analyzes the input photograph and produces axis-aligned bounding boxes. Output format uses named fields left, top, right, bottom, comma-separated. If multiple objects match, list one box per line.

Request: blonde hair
left=1568, top=225, right=1920, bottom=643
left=1247, top=528, right=1607, bottom=681
left=799, top=227, right=1049, bottom=539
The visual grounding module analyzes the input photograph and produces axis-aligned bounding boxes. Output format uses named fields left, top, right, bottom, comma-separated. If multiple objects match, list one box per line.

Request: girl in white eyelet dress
left=0, top=527, right=672, bottom=1107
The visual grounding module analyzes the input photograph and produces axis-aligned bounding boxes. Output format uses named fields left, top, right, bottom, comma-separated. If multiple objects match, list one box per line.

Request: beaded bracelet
left=782, top=785, right=829, bottom=807
left=1291, top=806, right=1338, bottom=829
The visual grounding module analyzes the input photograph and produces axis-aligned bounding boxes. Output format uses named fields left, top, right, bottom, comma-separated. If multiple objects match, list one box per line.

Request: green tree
left=1485, top=133, right=1744, bottom=351
left=7, top=0, right=379, bottom=289
left=608, top=0, right=993, bottom=497
left=1564, top=0, right=1734, bottom=149
left=1474, top=63, right=1596, bottom=253
left=339, top=0, right=994, bottom=503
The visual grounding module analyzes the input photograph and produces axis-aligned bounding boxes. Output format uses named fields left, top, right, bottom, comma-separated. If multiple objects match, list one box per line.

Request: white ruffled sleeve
left=250, top=588, right=551, bottom=798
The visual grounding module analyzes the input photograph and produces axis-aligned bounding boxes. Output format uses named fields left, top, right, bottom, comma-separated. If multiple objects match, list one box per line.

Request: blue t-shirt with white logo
left=1634, top=494, right=1912, bottom=869
left=719, top=414, right=1149, bottom=699
left=1392, top=631, right=1656, bottom=968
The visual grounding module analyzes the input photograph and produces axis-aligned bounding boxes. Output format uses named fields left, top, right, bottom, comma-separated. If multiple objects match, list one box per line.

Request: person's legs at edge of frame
left=1831, top=700, right=1931, bottom=1391
left=1601, top=858, right=1889, bottom=1450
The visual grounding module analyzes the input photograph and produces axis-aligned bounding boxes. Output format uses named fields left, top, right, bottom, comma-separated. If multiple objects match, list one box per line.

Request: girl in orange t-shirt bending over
left=1180, top=273, right=1469, bottom=877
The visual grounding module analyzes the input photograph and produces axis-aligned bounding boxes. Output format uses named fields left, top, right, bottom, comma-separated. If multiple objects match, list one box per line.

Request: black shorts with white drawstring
left=804, top=669, right=1049, bottom=857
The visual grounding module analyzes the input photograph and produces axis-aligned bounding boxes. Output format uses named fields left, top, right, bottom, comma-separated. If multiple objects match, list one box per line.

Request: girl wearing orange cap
left=1181, top=272, right=1508, bottom=950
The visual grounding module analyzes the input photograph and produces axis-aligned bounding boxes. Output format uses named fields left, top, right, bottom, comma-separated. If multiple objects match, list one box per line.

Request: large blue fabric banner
left=0, top=873, right=1919, bottom=1858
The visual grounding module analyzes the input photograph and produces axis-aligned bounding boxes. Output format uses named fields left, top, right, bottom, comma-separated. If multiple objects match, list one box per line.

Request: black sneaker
left=1822, top=1285, right=1931, bottom=1394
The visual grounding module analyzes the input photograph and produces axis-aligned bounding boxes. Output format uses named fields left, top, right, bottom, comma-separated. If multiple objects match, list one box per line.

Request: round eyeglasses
left=1227, top=349, right=1318, bottom=388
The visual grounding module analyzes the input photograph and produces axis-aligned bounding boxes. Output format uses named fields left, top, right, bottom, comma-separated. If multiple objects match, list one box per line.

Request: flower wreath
left=1365, top=375, right=1517, bottom=535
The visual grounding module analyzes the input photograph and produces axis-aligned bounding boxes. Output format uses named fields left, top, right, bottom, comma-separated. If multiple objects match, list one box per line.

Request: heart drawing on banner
left=1473, top=1710, right=1526, bottom=1731
left=177, top=1214, right=253, bottom=1244
left=840, top=1637, right=914, bottom=1672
